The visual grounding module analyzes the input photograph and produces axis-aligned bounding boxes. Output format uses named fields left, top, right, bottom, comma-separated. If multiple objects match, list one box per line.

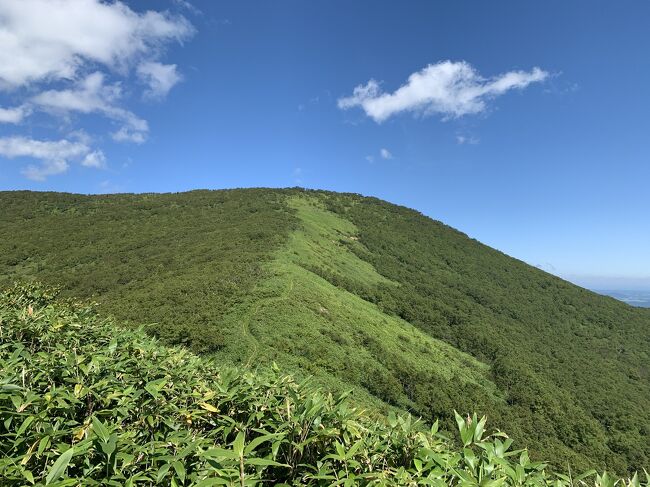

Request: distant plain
left=598, top=290, right=650, bottom=308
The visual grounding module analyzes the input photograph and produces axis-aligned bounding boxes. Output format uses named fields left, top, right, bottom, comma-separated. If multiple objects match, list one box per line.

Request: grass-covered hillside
left=1, top=283, right=647, bottom=486
left=1, top=188, right=649, bottom=474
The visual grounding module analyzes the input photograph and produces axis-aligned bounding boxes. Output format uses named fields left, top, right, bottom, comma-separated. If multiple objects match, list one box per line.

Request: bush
left=1, top=283, right=647, bottom=486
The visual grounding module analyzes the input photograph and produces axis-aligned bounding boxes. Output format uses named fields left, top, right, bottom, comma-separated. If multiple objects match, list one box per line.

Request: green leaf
left=233, top=431, right=245, bottom=458
left=100, top=436, right=116, bottom=456
left=22, top=469, right=35, bottom=485
left=16, top=415, right=35, bottom=437
left=172, top=461, right=186, bottom=482
left=335, top=441, right=345, bottom=459
left=244, top=433, right=281, bottom=455
left=430, top=419, right=439, bottom=436
left=45, top=447, right=74, bottom=485
left=474, top=415, right=487, bottom=442
left=156, top=463, right=171, bottom=482
left=144, top=378, right=167, bottom=398
left=194, top=479, right=232, bottom=486
left=202, top=448, right=240, bottom=459
left=199, top=402, right=219, bottom=413
left=454, top=410, right=465, bottom=433
left=480, top=478, right=506, bottom=487
left=346, top=440, right=363, bottom=459
left=246, top=458, right=289, bottom=467
left=91, top=416, right=110, bottom=442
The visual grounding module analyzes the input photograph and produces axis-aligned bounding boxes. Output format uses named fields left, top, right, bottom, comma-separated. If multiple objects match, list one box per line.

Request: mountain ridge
left=1, top=187, right=648, bottom=473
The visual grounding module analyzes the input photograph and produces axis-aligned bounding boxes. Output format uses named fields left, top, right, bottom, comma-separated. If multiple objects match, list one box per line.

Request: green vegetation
left=314, top=191, right=650, bottom=474
left=0, top=188, right=649, bottom=474
left=1, top=283, right=647, bottom=486
left=0, top=189, right=292, bottom=353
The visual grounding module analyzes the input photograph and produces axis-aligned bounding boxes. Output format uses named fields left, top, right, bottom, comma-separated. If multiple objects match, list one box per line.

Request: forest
left=0, top=188, right=649, bottom=475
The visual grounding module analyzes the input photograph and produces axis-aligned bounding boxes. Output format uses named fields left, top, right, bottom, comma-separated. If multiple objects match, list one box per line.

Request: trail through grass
left=213, top=194, right=500, bottom=416
left=243, top=278, right=294, bottom=367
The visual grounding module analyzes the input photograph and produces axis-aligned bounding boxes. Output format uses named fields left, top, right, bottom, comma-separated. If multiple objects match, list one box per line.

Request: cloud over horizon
left=338, top=60, right=548, bottom=123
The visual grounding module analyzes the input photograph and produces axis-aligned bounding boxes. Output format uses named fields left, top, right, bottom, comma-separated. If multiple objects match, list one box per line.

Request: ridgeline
left=1, top=188, right=649, bottom=475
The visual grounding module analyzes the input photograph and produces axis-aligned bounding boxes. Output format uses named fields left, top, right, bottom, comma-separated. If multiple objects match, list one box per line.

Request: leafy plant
left=1, top=188, right=649, bottom=472
left=1, top=283, right=647, bottom=485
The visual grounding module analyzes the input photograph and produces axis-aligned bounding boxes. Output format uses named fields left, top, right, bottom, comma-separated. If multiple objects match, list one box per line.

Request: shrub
left=0, top=283, right=647, bottom=486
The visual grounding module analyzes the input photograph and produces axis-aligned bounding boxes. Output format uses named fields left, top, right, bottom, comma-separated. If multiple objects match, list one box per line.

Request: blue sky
left=1, top=1, right=649, bottom=290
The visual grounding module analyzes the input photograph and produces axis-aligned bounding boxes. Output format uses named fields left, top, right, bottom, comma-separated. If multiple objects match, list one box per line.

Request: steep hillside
left=5, top=283, right=644, bottom=486
left=1, top=188, right=648, bottom=473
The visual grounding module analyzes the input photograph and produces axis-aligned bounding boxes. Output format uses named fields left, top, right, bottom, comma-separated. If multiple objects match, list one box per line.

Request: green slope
left=0, top=188, right=648, bottom=473
left=5, top=283, right=643, bottom=486
left=212, top=195, right=500, bottom=415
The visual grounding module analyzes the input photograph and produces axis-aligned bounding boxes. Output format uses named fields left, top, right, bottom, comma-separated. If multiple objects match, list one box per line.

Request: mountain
left=1, top=188, right=648, bottom=473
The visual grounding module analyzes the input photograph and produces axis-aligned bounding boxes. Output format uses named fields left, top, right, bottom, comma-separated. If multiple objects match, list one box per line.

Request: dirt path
left=243, top=278, right=294, bottom=368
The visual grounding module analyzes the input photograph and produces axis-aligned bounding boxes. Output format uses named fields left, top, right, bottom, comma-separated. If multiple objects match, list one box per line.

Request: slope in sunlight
left=5, top=282, right=642, bottom=486
left=0, top=188, right=648, bottom=474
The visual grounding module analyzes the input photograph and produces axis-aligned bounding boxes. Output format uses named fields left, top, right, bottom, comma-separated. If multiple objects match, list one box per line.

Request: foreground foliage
left=1, top=284, right=645, bottom=486
left=1, top=189, right=649, bottom=473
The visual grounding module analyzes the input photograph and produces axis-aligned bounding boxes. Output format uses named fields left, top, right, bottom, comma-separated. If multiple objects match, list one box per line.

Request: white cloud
left=380, top=148, right=393, bottom=159
left=0, top=104, right=30, bottom=123
left=111, top=126, right=147, bottom=144
left=31, top=72, right=119, bottom=113
left=338, top=60, right=548, bottom=123
left=32, top=72, right=149, bottom=143
left=172, top=0, right=202, bottom=15
left=81, top=150, right=106, bottom=168
left=456, top=134, right=479, bottom=145
left=0, top=0, right=193, bottom=90
left=0, top=0, right=193, bottom=179
left=137, top=61, right=182, bottom=99
left=0, top=136, right=105, bottom=180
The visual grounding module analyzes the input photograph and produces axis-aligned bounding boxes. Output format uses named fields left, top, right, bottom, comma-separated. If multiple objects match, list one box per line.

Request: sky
left=0, top=0, right=649, bottom=291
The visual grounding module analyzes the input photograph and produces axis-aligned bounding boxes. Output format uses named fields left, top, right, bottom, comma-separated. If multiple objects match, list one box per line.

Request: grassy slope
left=5, top=283, right=642, bottom=486
left=0, top=189, right=292, bottom=352
left=212, top=195, right=499, bottom=415
left=315, top=191, right=650, bottom=472
left=1, top=188, right=649, bottom=473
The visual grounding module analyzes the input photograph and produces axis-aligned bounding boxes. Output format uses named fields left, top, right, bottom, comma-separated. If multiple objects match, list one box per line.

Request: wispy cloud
left=293, top=167, right=303, bottom=185
left=172, top=0, right=202, bottom=15
left=338, top=60, right=548, bottom=123
left=456, top=134, right=479, bottom=145
left=137, top=61, right=183, bottom=100
left=0, top=136, right=105, bottom=181
left=366, top=148, right=394, bottom=162
left=0, top=105, right=30, bottom=124
left=31, top=72, right=149, bottom=143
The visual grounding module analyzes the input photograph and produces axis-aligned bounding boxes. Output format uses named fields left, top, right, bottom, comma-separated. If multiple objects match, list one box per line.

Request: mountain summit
left=1, top=188, right=648, bottom=472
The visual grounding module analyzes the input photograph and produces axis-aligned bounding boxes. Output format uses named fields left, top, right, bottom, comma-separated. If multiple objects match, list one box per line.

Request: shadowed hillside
left=1, top=188, right=648, bottom=473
